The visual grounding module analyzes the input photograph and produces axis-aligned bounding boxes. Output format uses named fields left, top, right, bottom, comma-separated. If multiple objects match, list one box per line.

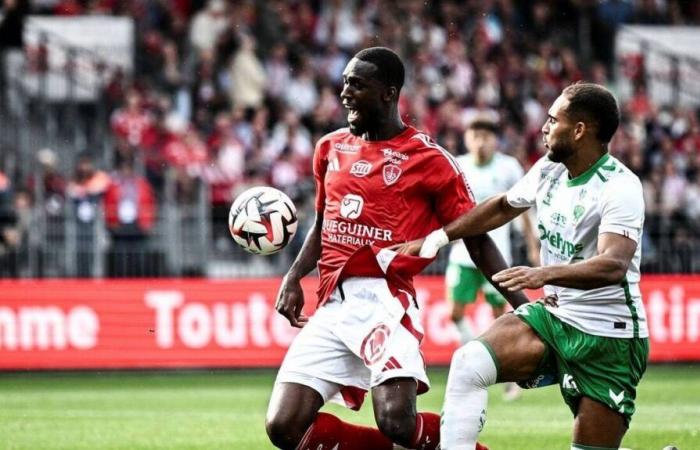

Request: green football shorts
left=514, top=302, right=649, bottom=425
left=445, top=264, right=506, bottom=307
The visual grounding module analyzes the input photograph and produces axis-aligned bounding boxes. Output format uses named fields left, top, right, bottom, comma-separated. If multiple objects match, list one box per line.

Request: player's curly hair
left=354, top=47, right=405, bottom=93
left=562, top=82, right=620, bottom=143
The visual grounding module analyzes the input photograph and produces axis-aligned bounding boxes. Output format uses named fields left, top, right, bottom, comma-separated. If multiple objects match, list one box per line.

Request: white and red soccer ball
left=228, top=186, right=298, bottom=255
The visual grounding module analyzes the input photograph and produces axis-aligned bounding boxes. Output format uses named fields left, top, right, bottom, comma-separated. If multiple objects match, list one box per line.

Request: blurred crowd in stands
left=2, top=0, right=700, bottom=275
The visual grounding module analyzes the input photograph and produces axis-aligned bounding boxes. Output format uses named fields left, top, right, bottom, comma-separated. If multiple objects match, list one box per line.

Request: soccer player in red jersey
left=265, top=47, right=527, bottom=450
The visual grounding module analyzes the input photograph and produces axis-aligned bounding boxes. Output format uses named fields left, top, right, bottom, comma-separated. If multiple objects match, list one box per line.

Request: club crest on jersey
left=350, top=160, right=372, bottom=177
left=383, top=164, right=402, bottom=185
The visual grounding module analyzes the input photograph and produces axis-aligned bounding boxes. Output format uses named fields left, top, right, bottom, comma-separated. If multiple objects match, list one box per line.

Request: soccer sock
left=407, top=412, right=440, bottom=450
left=441, top=340, right=498, bottom=449
left=296, top=412, right=393, bottom=450
left=456, top=317, right=473, bottom=344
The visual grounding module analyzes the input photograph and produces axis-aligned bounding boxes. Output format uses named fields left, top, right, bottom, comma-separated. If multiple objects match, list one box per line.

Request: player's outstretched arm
left=444, top=193, right=527, bottom=241
left=394, top=194, right=528, bottom=257
left=493, top=232, right=637, bottom=291
left=275, top=212, right=323, bottom=328
left=465, top=234, right=530, bottom=309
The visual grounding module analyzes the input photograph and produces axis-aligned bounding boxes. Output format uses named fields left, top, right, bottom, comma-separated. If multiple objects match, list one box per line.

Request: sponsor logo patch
left=340, top=194, right=364, bottom=219
left=333, top=142, right=360, bottom=153
left=350, top=160, right=372, bottom=177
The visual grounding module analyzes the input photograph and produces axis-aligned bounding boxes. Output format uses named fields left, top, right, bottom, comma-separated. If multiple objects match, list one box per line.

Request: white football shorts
left=274, top=277, right=429, bottom=410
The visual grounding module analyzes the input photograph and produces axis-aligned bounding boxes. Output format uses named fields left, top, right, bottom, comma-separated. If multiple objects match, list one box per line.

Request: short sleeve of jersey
left=313, top=140, right=328, bottom=212
left=598, top=175, right=644, bottom=243
left=427, top=153, right=476, bottom=225
left=506, top=156, right=545, bottom=208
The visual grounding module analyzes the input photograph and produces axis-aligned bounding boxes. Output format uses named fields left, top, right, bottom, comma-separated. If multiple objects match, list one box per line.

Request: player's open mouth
left=344, top=104, right=360, bottom=123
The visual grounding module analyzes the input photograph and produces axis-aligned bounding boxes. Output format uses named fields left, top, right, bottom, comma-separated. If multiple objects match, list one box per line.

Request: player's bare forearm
left=493, top=233, right=637, bottom=291
left=464, top=234, right=529, bottom=309
left=539, top=254, right=629, bottom=289
left=286, top=212, right=323, bottom=281
left=445, top=194, right=527, bottom=241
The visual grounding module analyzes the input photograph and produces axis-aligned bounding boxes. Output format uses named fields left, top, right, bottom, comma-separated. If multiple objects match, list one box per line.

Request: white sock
left=456, top=317, right=473, bottom=344
left=441, top=340, right=498, bottom=450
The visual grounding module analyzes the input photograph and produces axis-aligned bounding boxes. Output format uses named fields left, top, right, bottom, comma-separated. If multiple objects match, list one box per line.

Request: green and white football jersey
left=449, top=152, right=524, bottom=267
left=506, top=153, right=648, bottom=338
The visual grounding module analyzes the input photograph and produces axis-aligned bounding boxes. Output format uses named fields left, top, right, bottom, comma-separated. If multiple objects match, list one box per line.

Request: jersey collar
left=566, top=153, right=611, bottom=187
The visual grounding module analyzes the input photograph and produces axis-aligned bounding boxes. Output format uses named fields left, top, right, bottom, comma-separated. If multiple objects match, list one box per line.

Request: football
left=228, top=186, right=298, bottom=255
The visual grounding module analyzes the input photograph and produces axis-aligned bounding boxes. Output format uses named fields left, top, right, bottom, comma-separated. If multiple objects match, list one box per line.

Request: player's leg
left=371, top=377, right=423, bottom=447
left=266, top=382, right=324, bottom=449
left=483, top=285, right=521, bottom=400
left=561, top=333, right=649, bottom=450
left=441, top=311, right=547, bottom=449
left=267, top=297, right=394, bottom=450
left=446, top=264, right=480, bottom=343
left=571, top=397, right=627, bottom=449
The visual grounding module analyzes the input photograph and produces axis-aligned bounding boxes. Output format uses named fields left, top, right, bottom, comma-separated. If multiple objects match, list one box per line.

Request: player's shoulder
left=407, top=129, right=461, bottom=169
left=317, top=127, right=351, bottom=145
left=529, top=155, right=562, bottom=177
left=600, top=155, right=643, bottom=193
left=315, top=128, right=354, bottom=153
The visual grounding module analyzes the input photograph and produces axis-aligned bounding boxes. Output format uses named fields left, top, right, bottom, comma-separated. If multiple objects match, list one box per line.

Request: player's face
left=341, top=58, right=385, bottom=137
left=465, top=128, right=498, bottom=160
left=541, top=95, right=575, bottom=163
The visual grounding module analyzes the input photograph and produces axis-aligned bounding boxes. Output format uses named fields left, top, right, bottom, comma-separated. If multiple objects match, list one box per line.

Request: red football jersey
left=313, top=126, right=476, bottom=304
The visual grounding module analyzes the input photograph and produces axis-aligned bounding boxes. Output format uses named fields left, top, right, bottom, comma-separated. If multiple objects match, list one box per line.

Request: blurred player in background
left=265, top=47, right=527, bottom=450
left=396, top=83, right=649, bottom=450
left=446, top=118, right=539, bottom=400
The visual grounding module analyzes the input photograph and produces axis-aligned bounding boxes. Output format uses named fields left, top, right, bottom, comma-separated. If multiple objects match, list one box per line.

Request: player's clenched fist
left=275, top=275, right=309, bottom=328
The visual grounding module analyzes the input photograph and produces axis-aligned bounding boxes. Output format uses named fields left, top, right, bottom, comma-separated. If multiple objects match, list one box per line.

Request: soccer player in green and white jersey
left=447, top=118, right=539, bottom=344
left=394, top=83, right=649, bottom=450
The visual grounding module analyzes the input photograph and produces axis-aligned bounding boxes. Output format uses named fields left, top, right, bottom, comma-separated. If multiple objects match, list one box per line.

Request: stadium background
left=0, top=0, right=699, bottom=449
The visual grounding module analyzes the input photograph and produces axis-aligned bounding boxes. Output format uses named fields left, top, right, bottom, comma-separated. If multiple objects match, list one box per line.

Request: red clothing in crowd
left=103, top=174, right=156, bottom=232
left=111, top=108, right=157, bottom=149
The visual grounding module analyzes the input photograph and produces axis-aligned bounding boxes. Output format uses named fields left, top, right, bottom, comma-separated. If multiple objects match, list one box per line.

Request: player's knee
left=449, top=340, right=498, bottom=390
left=374, top=400, right=416, bottom=446
left=265, top=411, right=304, bottom=449
left=375, top=403, right=416, bottom=445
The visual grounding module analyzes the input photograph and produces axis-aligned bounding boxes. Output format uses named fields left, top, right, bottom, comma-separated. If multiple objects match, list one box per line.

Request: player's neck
left=361, top=112, right=406, bottom=141
left=565, top=146, right=609, bottom=179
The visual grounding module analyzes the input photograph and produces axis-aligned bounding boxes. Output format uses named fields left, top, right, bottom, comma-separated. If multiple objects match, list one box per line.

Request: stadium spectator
left=26, top=148, right=66, bottom=216
left=228, top=33, right=267, bottom=110
left=103, top=152, right=156, bottom=277
left=110, top=89, right=156, bottom=150
left=0, top=169, right=19, bottom=276
left=66, top=153, right=111, bottom=276
left=188, top=0, right=227, bottom=55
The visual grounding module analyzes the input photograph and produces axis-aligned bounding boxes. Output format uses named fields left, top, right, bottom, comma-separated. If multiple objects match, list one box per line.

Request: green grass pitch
left=0, top=366, right=697, bottom=449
